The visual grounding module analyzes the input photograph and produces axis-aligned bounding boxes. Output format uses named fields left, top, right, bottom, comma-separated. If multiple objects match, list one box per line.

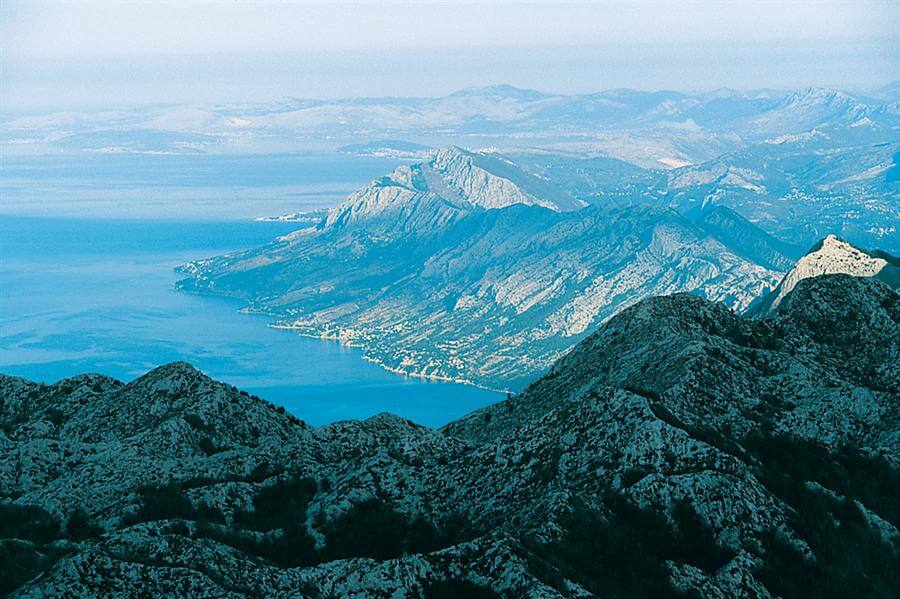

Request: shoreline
left=175, top=281, right=512, bottom=395
left=268, top=322, right=512, bottom=395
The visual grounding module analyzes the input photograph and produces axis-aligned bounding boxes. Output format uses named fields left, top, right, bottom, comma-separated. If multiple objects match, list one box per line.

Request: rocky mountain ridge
left=178, top=148, right=781, bottom=390
left=750, top=235, right=899, bottom=316
left=321, top=146, right=583, bottom=231
left=691, top=206, right=801, bottom=272
left=2, top=274, right=897, bottom=597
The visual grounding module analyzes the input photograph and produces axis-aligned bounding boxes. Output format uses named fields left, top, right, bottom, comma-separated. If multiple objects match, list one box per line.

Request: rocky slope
left=322, top=146, right=582, bottom=230
left=750, top=235, right=899, bottom=315
left=2, top=274, right=897, bottom=597
left=178, top=147, right=780, bottom=390
left=510, top=135, right=899, bottom=254
left=692, top=206, right=802, bottom=272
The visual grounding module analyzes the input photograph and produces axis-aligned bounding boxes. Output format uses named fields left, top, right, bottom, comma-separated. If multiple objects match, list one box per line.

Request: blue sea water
left=0, top=153, right=503, bottom=427
left=0, top=151, right=403, bottom=219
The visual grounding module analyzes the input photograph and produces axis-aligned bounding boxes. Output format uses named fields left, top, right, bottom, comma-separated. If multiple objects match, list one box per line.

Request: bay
left=0, top=152, right=503, bottom=427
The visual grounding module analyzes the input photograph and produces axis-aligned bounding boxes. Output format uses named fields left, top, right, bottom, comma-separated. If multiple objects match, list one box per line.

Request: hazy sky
left=2, top=0, right=897, bottom=109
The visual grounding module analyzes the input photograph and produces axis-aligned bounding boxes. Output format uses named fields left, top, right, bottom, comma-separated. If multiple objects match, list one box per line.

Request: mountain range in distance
left=4, top=83, right=898, bottom=160
left=177, top=145, right=898, bottom=391
left=6, top=83, right=895, bottom=252
left=3, top=273, right=897, bottom=597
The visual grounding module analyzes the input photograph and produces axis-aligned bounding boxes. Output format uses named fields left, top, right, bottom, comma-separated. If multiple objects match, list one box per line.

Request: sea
left=0, top=151, right=503, bottom=427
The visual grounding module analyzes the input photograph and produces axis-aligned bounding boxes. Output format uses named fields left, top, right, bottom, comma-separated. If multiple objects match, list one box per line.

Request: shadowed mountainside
left=2, top=274, right=897, bottom=597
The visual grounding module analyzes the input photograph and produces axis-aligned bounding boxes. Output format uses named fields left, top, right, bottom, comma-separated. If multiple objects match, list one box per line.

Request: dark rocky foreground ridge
left=1, top=275, right=897, bottom=597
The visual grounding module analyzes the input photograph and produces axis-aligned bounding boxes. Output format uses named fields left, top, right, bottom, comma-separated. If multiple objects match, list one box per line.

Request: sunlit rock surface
left=178, top=148, right=781, bottom=390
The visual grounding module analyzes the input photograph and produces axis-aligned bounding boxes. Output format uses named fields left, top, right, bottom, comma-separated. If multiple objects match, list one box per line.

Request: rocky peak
left=773, top=274, right=899, bottom=391
left=131, top=359, right=204, bottom=382
left=429, top=144, right=468, bottom=165
left=429, top=146, right=582, bottom=212
left=775, top=88, right=870, bottom=121
left=783, top=87, right=852, bottom=107
left=754, top=235, right=897, bottom=315
left=123, top=360, right=209, bottom=393
left=776, top=272, right=897, bottom=324
left=749, top=87, right=874, bottom=136
left=321, top=146, right=582, bottom=230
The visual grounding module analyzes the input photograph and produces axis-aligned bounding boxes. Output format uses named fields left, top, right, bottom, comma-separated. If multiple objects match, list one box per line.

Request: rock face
left=178, top=147, right=780, bottom=390
left=323, top=146, right=583, bottom=230
left=2, top=274, right=897, bottom=597
left=751, top=235, right=899, bottom=315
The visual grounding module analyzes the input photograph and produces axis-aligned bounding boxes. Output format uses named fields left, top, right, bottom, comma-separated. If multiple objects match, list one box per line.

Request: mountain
left=6, top=84, right=897, bottom=253
left=692, top=205, right=802, bottom=271
left=868, top=80, right=900, bottom=103
left=661, top=138, right=899, bottom=253
left=449, top=83, right=552, bottom=101
left=505, top=132, right=898, bottom=254
left=750, top=235, right=900, bottom=316
left=6, top=84, right=897, bottom=163
left=324, top=146, right=584, bottom=226
left=3, top=274, right=897, bottom=597
left=746, top=88, right=875, bottom=136
left=178, top=147, right=779, bottom=390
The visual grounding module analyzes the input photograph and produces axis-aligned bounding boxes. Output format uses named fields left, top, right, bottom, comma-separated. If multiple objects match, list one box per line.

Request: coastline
left=175, top=274, right=513, bottom=396
left=268, top=322, right=513, bottom=395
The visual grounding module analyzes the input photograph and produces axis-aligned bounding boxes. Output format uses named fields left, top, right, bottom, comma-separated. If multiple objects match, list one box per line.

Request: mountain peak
left=807, top=233, right=849, bottom=251
left=750, top=87, right=872, bottom=134
left=428, top=146, right=584, bottom=212
left=125, top=361, right=210, bottom=395
left=754, top=235, right=897, bottom=315
left=430, top=144, right=471, bottom=165
left=144, top=360, right=204, bottom=379
left=783, top=87, right=852, bottom=106
left=322, top=146, right=583, bottom=230
left=776, top=272, right=898, bottom=331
